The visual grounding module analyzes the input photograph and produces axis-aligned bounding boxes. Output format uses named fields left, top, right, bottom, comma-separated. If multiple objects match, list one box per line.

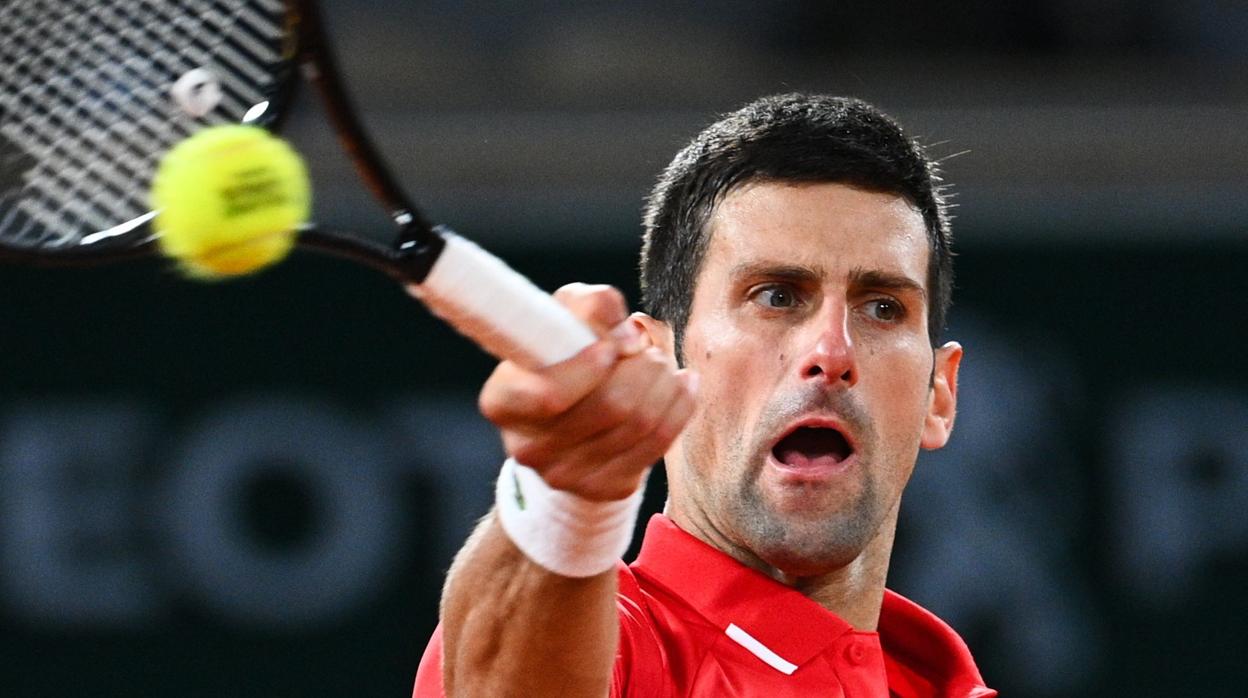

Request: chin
left=737, top=508, right=876, bottom=576
left=757, top=543, right=862, bottom=579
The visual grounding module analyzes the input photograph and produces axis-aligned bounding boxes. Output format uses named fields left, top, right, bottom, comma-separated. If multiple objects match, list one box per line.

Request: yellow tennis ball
left=151, top=125, right=309, bottom=278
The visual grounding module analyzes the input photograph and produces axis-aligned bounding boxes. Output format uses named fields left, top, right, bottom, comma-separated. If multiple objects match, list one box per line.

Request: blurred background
left=3, top=1, right=1247, bottom=696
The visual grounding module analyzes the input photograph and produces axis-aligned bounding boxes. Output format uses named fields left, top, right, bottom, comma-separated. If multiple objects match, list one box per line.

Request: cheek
left=697, top=325, right=785, bottom=412
left=688, top=310, right=764, bottom=387
left=867, top=343, right=934, bottom=425
left=863, top=348, right=932, bottom=497
left=682, top=317, right=776, bottom=448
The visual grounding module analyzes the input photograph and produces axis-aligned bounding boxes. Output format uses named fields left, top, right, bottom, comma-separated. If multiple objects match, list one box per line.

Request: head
left=637, top=94, right=962, bottom=580
left=641, top=93, right=954, bottom=358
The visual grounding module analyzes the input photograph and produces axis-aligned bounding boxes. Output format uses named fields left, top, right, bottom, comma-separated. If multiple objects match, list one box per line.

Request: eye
left=751, top=284, right=801, bottom=309
left=863, top=298, right=905, bottom=322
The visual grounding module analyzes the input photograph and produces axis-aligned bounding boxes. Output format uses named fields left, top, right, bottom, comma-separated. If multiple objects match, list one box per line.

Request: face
left=659, top=181, right=961, bottom=578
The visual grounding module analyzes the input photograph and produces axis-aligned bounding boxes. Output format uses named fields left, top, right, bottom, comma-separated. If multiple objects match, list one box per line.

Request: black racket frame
left=0, top=0, right=448, bottom=283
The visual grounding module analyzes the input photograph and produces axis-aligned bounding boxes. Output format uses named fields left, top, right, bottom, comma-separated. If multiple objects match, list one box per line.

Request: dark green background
left=2, top=234, right=1246, bottom=697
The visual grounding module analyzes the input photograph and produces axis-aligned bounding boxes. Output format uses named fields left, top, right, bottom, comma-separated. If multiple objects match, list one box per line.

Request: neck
left=785, top=508, right=897, bottom=630
left=668, top=498, right=900, bottom=631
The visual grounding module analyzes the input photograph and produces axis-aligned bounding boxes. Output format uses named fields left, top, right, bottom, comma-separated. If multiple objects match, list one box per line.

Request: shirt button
left=843, top=640, right=868, bottom=666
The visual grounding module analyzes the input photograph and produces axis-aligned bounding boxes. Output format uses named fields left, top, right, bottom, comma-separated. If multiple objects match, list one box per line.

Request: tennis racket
left=0, top=0, right=595, bottom=368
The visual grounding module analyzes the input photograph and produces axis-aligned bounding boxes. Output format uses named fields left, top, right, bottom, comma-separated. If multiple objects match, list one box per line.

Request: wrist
left=495, top=457, right=645, bottom=578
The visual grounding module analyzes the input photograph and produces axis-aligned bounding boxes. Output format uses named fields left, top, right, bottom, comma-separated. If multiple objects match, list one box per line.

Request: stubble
left=684, top=384, right=885, bottom=574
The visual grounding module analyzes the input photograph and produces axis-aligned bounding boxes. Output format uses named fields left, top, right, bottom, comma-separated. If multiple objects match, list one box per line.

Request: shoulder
left=613, top=561, right=669, bottom=697
left=879, top=590, right=997, bottom=698
left=411, top=623, right=446, bottom=698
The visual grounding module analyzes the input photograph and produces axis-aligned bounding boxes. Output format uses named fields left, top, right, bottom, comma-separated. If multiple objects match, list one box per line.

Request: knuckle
left=594, top=285, right=627, bottom=310
left=553, top=282, right=616, bottom=307
left=599, top=381, right=637, bottom=420
left=555, top=283, right=627, bottom=329
left=553, top=282, right=592, bottom=302
left=632, top=409, right=663, bottom=438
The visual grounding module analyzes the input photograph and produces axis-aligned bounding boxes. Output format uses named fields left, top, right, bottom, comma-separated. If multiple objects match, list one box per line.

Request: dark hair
left=639, top=93, right=954, bottom=359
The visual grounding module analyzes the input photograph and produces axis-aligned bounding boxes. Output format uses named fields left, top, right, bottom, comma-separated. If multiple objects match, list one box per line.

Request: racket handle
left=410, top=232, right=598, bottom=368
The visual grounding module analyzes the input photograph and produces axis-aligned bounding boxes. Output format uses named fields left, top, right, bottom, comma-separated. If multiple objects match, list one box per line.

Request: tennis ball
left=151, top=124, right=309, bottom=278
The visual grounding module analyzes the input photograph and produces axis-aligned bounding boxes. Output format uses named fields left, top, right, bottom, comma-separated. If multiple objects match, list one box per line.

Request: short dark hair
left=639, top=93, right=954, bottom=359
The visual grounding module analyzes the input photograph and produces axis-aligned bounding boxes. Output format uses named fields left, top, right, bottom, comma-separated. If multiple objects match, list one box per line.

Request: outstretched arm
left=437, top=284, right=695, bottom=697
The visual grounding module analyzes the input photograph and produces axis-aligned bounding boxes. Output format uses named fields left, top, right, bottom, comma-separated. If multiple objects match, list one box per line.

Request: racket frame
left=0, top=0, right=447, bottom=284
left=285, top=0, right=448, bottom=284
left=0, top=0, right=599, bottom=367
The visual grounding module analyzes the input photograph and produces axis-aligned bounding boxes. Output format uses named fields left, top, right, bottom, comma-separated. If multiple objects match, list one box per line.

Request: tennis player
left=413, top=93, right=996, bottom=697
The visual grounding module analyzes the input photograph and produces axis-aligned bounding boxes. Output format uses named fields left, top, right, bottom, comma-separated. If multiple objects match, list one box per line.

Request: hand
left=479, top=283, right=697, bottom=501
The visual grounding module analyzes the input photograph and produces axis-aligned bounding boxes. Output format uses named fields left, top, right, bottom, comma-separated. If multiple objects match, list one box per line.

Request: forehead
left=700, top=181, right=930, bottom=287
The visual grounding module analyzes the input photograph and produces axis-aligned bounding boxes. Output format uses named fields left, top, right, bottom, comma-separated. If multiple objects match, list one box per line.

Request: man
left=413, top=93, right=996, bottom=697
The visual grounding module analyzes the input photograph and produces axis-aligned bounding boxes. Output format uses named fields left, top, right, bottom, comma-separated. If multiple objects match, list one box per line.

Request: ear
left=921, top=341, right=963, bottom=450
left=630, top=312, right=678, bottom=365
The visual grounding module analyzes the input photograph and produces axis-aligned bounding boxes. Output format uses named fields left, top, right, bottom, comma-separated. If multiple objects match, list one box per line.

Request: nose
left=796, top=300, right=857, bottom=386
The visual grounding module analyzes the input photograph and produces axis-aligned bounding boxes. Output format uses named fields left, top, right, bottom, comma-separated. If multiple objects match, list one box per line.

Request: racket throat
left=392, top=223, right=448, bottom=283
left=295, top=223, right=447, bottom=283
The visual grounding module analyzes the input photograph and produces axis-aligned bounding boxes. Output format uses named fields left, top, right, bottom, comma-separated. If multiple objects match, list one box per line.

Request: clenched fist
left=479, top=283, right=698, bottom=502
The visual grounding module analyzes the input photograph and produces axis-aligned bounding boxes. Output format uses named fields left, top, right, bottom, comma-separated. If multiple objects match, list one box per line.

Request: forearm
left=433, top=285, right=693, bottom=696
left=440, top=512, right=619, bottom=697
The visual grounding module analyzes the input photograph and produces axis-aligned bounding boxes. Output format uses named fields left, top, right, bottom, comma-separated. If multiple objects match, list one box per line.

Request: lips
left=771, top=425, right=854, bottom=469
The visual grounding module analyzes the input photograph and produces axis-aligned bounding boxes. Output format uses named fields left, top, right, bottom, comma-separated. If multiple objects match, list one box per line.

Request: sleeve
left=411, top=623, right=446, bottom=698
left=413, top=565, right=666, bottom=698
left=611, top=562, right=668, bottom=698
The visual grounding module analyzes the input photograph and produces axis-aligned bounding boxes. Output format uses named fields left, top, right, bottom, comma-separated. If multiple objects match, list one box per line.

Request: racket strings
left=5, top=7, right=172, bottom=239
left=3, top=2, right=180, bottom=239
left=0, top=0, right=287, bottom=250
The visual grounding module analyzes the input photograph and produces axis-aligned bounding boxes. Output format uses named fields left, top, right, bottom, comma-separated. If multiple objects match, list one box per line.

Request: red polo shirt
left=414, top=515, right=996, bottom=697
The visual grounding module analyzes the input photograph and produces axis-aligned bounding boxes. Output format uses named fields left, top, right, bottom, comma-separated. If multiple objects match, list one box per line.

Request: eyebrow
left=729, top=261, right=822, bottom=284
left=848, top=267, right=928, bottom=301
left=728, top=261, right=927, bottom=301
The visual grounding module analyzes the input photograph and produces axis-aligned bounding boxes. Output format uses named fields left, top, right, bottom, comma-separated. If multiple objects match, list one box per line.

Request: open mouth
left=771, top=426, right=854, bottom=469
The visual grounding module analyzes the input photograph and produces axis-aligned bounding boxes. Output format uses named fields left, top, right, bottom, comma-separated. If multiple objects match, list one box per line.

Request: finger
left=552, top=283, right=649, bottom=357
left=479, top=338, right=618, bottom=426
left=600, top=370, right=699, bottom=477
left=553, top=283, right=629, bottom=337
left=536, top=362, right=693, bottom=484
left=503, top=346, right=672, bottom=446
left=540, top=372, right=699, bottom=501
left=601, top=367, right=698, bottom=468
left=607, top=319, right=646, bottom=358
left=480, top=283, right=634, bottom=426
left=509, top=360, right=697, bottom=496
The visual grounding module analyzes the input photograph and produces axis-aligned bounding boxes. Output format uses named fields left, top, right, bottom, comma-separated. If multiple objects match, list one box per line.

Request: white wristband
left=495, top=458, right=645, bottom=578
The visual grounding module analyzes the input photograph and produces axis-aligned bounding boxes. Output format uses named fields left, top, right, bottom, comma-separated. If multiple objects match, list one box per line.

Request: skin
left=429, top=180, right=961, bottom=695
left=432, top=285, right=697, bottom=697
left=642, top=181, right=962, bottom=629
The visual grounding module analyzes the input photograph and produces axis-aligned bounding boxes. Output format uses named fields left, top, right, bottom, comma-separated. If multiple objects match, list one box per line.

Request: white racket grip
left=408, top=233, right=597, bottom=368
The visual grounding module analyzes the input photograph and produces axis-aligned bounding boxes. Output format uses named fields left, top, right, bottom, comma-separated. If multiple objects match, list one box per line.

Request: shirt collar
left=631, top=514, right=993, bottom=696
left=631, top=514, right=860, bottom=668
left=879, top=590, right=994, bottom=695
